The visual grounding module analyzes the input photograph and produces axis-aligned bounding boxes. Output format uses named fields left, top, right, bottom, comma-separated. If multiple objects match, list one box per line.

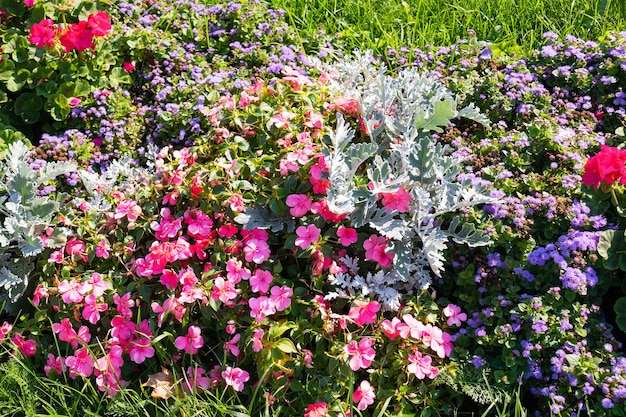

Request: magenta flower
left=12, top=334, right=37, bottom=357
left=295, top=224, right=321, bottom=250
left=28, top=19, right=56, bottom=48
left=85, top=272, right=109, bottom=297
left=0, top=322, right=12, bottom=342
left=66, top=347, right=95, bottom=378
left=336, top=226, right=358, bottom=246
left=58, top=279, right=87, bottom=304
left=224, top=333, right=241, bottom=357
left=348, top=300, right=380, bottom=326
left=44, top=354, right=65, bottom=377
left=211, top=277, right=238, bottom=303
left=363, top=234, right=395, bottom=267
left=285, top=193, right=313, bottom=217
left=243, top=238, right=271, bottom=264
left=353, top=380, right=376, bottom=410
left=250, top=269, right=273, bottom=293
left=128, top=337, right=155, bottom=364
left=175, top=326, right=204, bottom=354
left=221, top=366, right=250, bottom=392
left=407, top=350, right=438, bottom=379
left=304, top=402, right=330, bottom=417
left=402, top=314, right=426, bottom=340
left=226, top=258, right=251, bottom=283
left=380, top=188, right=411, bottom=213
left=82, top=294, right=108, bottom=325
left=251, top=329, right=264, bottom=352
left=248, top=296, right=276, bottom=322
left=185, top=366, right=211, bottom=392
left=344, top=338, right=376, bottom=371
left=381, top=317, right=409, bottom=339
left=269, top=285, right=293, bottom=311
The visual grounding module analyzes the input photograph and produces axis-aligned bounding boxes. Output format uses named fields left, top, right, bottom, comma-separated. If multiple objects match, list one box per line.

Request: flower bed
left=1, top=0, right=626, bottom=416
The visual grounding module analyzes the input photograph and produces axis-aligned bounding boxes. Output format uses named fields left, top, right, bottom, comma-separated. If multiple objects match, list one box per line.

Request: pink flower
left=248, top=296, right=276, bottom=322
left=269, top=111, right=296, bottom=130
left=44, top=354, right=65, bottom=377
left=381, top=317, right=409, bottom=339
left=58, top=279, right=87, bottom=304
left=228, top=193, right=245, bottom=212
left=53, top=318, right=77, bottom=344
left=224, top=333, right=241, bottom=357
left=295, top=224, right=321, bottom=250
left=285, top=194, right=312, bottom=217
left=443, top=303, right=467, bottom=327
left=175, top=326, right=204, bottom=354
left=0, top=322, right=13, bottom=342
left=66, top=347, right=95, bottom=378
left=160, top=269, right=179, bottom=290
left=402, top=314, right=426, bottom=340
left=250, top=269, right=273, bottom=293
left=113, top=292, right=135, bottom=319
left=269, top=285, right=293, bottom=311
left=12, top=334, right=37, bottom=357
left=226, top=259, right=251, bottom=283
left=337, top=226, right=358, bottom=246
left=184, top=208, right=213, bottom=238
left=380, top=188, right=411, bottom=213
left=363, top=234, right=394, bottom=267
left=87, top=11, right=111, bottom=37
left=304, top=110, right=324, bottom=129
left=185, top=366, right=211, bottom=392
left=95, top=238, right=111, bottom=259
left=211, top=277, right=238, bottom=303
left=344, top=338, right=376, bottom=371
left=348, top=300, right=380, bottom=326
left=25, top=0, right=35, bottom=7
left=128, top=337, right=155, bottom=364
left=66, top=237, right=88, bottom=261
left=221, top=366, right=250, bottom=392
left=123, top=61, right=135, bottom=72
left=84, top=272, right=109, bottom=297
left=82, top=294, right=108, bottom=324
left=114, top=199, right=142, bottom=222
left=304, top=402, right=330, bottom=417
left=353, top=380, right=376, bottom=411
left=243, top=238, right=271, bottom=264
left=407, top=350, right=438, bottom=379
left=59, top=21, right=94, bottom=53
left=251, top=329, right=264, bottom=352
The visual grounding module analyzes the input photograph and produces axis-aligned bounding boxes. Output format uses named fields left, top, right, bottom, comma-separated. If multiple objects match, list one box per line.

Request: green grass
left=266, top=0, right=626, bottom=56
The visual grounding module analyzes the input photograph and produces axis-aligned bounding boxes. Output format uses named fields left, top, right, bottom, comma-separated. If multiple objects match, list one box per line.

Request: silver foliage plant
left=0, top=141, right=75, bottom=308
left=322, top=52, right=497, bottom=310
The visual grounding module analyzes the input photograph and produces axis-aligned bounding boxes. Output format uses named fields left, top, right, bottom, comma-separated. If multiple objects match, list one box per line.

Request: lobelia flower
left=353, top=380, right=376, bottom=411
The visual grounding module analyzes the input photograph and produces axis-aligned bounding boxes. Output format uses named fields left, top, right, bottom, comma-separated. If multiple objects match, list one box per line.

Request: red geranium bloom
left=87, top=11, right=111, bottom=37
left=59, top=21, right=94, bottom=52
left=582, top=145, right=626, bottom=190
left=28, top=19, right=56, bottom=48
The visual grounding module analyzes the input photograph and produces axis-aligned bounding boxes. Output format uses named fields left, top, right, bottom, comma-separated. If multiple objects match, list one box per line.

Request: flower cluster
left=29, top=11, right=111, bottom=53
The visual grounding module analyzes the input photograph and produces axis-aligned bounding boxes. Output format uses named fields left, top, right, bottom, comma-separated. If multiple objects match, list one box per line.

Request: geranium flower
left=28, top=19, right=56, bottom=48
left=582, top=145, right=626, bottom=190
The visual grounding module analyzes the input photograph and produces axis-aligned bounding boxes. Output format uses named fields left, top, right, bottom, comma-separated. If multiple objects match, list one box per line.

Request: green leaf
left=275, top=338, right=297, bottom=353
left=415, top=96, right=457, bottom=132
left=13, top=92, right=42, bottom=124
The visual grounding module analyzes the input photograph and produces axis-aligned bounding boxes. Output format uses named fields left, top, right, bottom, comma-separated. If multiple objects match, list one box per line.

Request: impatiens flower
left=44, top=354, right=65, bottom=377
left=226, top=258, right=251, bottom=283
left=128, top=337, right=155, bottom=364
left=363, top=234, right=395, bottom=267
left=114, top=199, right=142, bottom=222
left=251, top=329, right=264, bottom=352
left=185, top=366, right=211, bottom=392
left=407, top=350, right=438, bottom=379
left=11, top=334, right=37, bottom=357
left=224, top=333, right=241, bottom=356
left=304, top=402, right=330, bottom=417
left=0, top=322, right=13, bottom=342
left=295, top=224, right=321, bottom=250
left=95, top=238, right=111, bottom=259
left=285, top=193, right=312, bottom=217
left=243, top=238, right=271, bottom=264
left=337, top=226, right=358, bottom=246
left=250, top=269, right=273, bottom=293
left=381, top=317, right=409, bottom=339
left=248, top=296, right=276, bottom=322
left=211, top=277, right=238, bottom=303
left=353, top=380, right=376, bottom=411
left=221, top=366, right=249, bottom=392
left=443, top=304, right=467, bottom=327
left=582, top=145, right=626, bottom=190
left=380, top=188, right=411, bottom=213
left=66, top=347, right=95, bottom=378
left=82, top=294, right=108, bottom=324
left=344, top=338, right=376, bottom=371
left=269, top=285, right=293, bottom=311
left=175, top=326, right=204, bottom=354
left=58, top=279, right=87, bottom=304
left=348, top=300, right=380, bottom=326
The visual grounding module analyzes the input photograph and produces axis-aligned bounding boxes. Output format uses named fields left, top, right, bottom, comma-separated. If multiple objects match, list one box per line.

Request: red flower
left=59, top=21, right=94, bottom=52
left=28, top=19, right=56, bottom=48
left=582, top=145, right=626, bottom=190
left=87, top=11, right=111, bottom=37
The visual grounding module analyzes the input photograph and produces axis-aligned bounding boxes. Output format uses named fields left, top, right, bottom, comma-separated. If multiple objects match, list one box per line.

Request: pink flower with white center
left=295, top=224, right=321, bottom=250
left=228, top=193, right=245, bottom=212
left=212, top=277, right=238, bottom=303
left=74, top=326, right=91, bottom=349
left=279, top=159, right=299, bottom=176
left=337, top=226, right=358, bottom=246
left=66, top=347, right=94, bottom=378
left=221, top=366, right=250, bottom=392
left=250, top=269, right=273, bottom=293
left=243, top=238, right=271, bottom=264
left=402, top=314, right=426, bottom=340
left=363, top=234, right=395, bottom=267
left=128, top=337, right=155, bottom=364
left=224, top=333, right=241, bottom=357
left=114, top=199, right=142, bottom=222
left=175, top=326, right=204, bottom=354
left=381, top=317, right=409, bottom=339
left=0, top=321, right=13, bottom=342
left=304, top=402, right=330, bottom=417
left=269, top=285, right=293, bottom=311
left=185, top=366, right=211, bottom=392
left=113, top=292, right=135, bottom=319
left=285, top=194, right=312, bottom=217
left=49, top=248, right=64, bottom=263
left=82, top=294, right=108, bottom=324
left=248, top=296, right=276, bottom=322
left=160, top=269, right=179, bottom=290
left=251, top=329, right=264, bottom=352
left=422, top=324, right=444, bottom=351
left=94, top=347, right=125, bottom=396
left=443, top=303, right=467, bottom=327
left=95, top=238, right=110, bottom=259
left=353, top=380, right=376, bottom=411
left=178, top=285, right=205, bottom=304
left=44, top=354, right=65, bottom=377
left=58, top=279, right=87, bottom=304
left=84, top=272, right=108, bottom=297
left=407, top=350, right=438, bottom=379
left=12, top=334, right=37, bottom=357
left=32, top=284, right=49, bottom=307
left=348, top=300, right=380, bottom=326
left=380, top=188, right=411, bottom=213
left=344, top=338, right=376, bottom=371
left=226, top=259, right=251, bottom=283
